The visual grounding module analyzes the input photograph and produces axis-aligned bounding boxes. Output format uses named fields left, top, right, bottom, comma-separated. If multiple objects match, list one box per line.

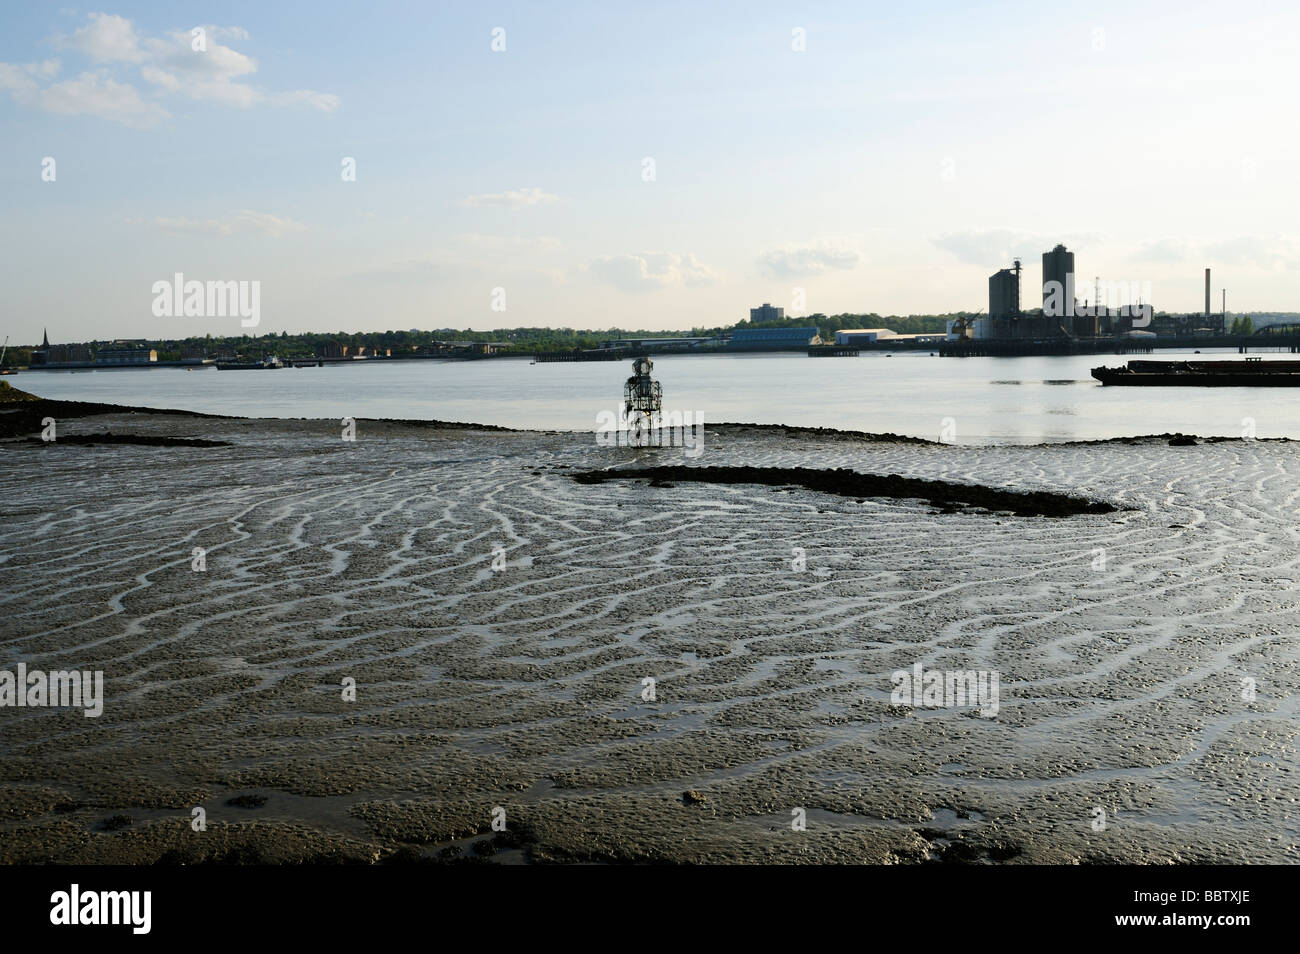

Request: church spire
left=42, top=327, right=49, bottom=348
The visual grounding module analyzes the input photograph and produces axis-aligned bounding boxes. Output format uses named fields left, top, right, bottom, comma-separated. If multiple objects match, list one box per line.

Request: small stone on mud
left=682, top=790, right=706, bottom=805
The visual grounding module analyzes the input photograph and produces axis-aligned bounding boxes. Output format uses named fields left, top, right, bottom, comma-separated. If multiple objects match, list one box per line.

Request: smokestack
left=1205, top=268, right=1211, bottom=317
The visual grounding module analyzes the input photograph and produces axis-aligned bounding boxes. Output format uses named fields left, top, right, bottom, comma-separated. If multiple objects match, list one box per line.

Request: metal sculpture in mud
left=622, top=355, right=662, bottom=446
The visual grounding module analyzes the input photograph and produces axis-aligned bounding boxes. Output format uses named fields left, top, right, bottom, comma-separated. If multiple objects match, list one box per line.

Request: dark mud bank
left=0, top=398, right=221, bottom=440
left=707, top=422, right=935, bottom=444
left=572, top=465, right=1123, bottom=517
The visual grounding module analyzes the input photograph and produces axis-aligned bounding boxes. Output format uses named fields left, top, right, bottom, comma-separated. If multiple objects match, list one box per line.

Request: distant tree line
left=30, top=308, right=1288, bottom=364
left=13, top=315, right=966, bottom=363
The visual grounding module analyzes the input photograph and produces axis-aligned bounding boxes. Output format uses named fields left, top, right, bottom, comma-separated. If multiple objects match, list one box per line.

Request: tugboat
left=1092, top=356, right=1300, bottom=386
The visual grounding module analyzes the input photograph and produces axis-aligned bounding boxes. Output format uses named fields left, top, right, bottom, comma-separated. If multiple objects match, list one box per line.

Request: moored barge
left=1092, top=357, right=1300, bottom=386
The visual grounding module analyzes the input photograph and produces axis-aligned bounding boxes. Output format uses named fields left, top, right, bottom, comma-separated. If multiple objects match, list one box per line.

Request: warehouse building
left=94, top=348, right=157, bottom=366
left=730, top=326, right=821, bottom=349
left=834, top=328, right=896, bottom=345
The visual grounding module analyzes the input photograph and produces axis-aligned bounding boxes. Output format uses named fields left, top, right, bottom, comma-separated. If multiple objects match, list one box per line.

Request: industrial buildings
left=30, top=331, right=156, bottom=368
left=730, top=326, right=821, bottom=349
left=988, top=263, right=1021, bottom=320
left=598, top=336, right=722, bottom=351
left=955, top=244, right=1229, bottom=344
left=833, top=328, right=945, bottom=347
left=834, top=328, right=896, bottom=344
left=94, top=348, right=158, bottom=366
left=1041, top=244, right=1076, bottom=317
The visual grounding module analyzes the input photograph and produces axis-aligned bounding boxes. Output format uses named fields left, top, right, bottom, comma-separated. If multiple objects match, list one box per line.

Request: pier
left=941, top=338, right=1155, bottom=358
left=533, top=349, right=628, bottom=362
left=940, top=333, right=1300, bottom=358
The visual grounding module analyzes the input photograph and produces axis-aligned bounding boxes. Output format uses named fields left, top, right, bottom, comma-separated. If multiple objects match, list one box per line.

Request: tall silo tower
left=1041, top=244, right=1076, bottom=319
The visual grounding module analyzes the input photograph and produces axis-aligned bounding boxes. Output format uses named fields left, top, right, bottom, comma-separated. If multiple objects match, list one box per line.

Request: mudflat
left=1, top=405, right=1296, bottom=863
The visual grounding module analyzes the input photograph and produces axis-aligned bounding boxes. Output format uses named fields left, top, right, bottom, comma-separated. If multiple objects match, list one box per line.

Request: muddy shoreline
left=1, top=396, right=1296, bottom=864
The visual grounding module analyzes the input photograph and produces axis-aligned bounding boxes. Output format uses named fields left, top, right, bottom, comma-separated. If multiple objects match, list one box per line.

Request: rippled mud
left=1, top=410, right=1297, bottom=863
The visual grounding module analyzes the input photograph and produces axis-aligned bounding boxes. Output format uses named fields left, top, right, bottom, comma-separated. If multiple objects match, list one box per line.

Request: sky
left=2, top=1, right=1298, bottom=345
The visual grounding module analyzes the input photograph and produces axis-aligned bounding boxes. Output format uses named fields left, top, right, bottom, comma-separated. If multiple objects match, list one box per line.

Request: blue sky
left=2, top=1, right=1298, bottom=344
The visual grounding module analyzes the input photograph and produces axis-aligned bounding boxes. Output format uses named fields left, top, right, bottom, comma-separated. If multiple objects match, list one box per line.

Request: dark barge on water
left=1092, top=357, right=1300, bottom=386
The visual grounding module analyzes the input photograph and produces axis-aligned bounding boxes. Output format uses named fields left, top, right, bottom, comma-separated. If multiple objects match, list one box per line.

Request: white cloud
left=137, top=27, right=260, bottom=106
left=131, top=210, right=306, bottom=237
left=460, top=188, right=559, bottom=208
left=589, top=252, right=719, bottom=292
left=677, top=253, right=720, bottom=287
left=37, top=71, right=170, bottom=127
left=0, top=14, right=339, bottom=126
left=756, top=240, right=861, bottom=278
left=0, top=59, right=62, bottom=97
left=63, top=13, right=145, bottom=63
left=138, top=26, right=339, bottom=111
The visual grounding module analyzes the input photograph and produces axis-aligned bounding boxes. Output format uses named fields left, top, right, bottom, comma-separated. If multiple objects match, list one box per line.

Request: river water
left=17, top=348, right=1300, bottom=444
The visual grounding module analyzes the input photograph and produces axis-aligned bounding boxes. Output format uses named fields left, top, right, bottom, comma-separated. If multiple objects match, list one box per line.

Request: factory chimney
left=1205, top=268, right=1211, bottom=318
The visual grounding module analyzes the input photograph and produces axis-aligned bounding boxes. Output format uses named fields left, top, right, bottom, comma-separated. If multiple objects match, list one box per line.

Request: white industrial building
left=834, top=328, right=896, bottom=345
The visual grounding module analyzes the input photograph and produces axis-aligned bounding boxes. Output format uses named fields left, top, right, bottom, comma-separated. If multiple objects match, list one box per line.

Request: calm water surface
left=19, top=349, right=1300, bottom=444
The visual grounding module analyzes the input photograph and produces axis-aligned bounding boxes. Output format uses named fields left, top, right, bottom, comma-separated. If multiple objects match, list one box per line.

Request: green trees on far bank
left=19, top=313, right=965, bottom=363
